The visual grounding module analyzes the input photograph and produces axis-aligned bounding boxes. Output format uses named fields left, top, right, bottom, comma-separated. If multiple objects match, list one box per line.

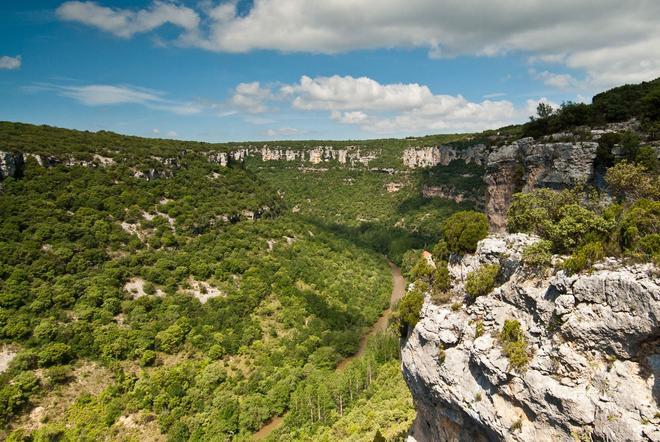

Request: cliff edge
left=401, top=234, right=660, bottom=441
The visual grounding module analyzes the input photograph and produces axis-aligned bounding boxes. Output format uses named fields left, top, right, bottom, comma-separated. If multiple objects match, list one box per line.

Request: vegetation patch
left=499, top=320, right=530, bottom=372
left=465, top=264, right=500, bottom=301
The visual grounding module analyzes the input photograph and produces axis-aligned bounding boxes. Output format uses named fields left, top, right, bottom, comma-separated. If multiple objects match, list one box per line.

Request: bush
left=475, top=320, right=485, bottom=338
left=431, top=262, right=451, bottom=294
left=499, top=320, right=529, bottom=372
left=562, top=241, right=605, bottom=275
left=395, top=290, right=424, bottom=336
left=606, top=161, right=660, bottom=202
left=139, top=350, right=158, bottom=367
left=38, top=343, right=73, bottom=367
left=441, top=211, right=488, bottom=254
left=46, top=365, right=73, bottom=387
left=635, top=146, right=659, bottom=173
left=522, top=240, right=553, bottom=268
left=543, top=204, right=612, bottom=253
left=431, top=240, right=450, bottom=262
left=465, top=264, right=500, bottom=301
left=410, top=256, right=434, bottom=282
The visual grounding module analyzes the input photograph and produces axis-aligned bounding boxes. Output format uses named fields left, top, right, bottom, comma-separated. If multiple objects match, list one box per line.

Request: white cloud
left=55, top=1, right=660, bottom=88
left=0, top=55, right=21, bottom=70
left=35, top=83, right=203, bottom=115
left=256, top=75, right=525, bottom=134
left=230, top=81, right=273, bottom=113
left=530, top=69, right=579, bottom=90
left=56, top=1, right=200, bottom=38
left=282, top=75, right=433, bottom=111
left=484, top=92, right=506, bottom=99
left=166, top=130, right=178, bottom=138
left=262, top=127, right=299, bottom=137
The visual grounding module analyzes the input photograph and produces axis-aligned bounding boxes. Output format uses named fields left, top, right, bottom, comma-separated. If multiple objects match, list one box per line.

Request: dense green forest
left=0, top=121, right=480, bottom=440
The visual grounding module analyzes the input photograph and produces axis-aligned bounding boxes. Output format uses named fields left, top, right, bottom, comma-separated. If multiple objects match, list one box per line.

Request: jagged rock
left=403, top=234, right=659, bottom=442
left=403, top=144, right=488, bottom=169
left=0, top=151, right=25, bottom=179
left=485, top=139, right=598, bottom=232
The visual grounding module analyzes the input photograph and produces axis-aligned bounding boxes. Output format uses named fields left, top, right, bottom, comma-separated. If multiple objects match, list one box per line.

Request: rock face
left=206, top=145, right=380, bottom=166
left=485, top=139, right=598, bottom=232
left=403, top=144, right=487, bottom=169
left=402, top=234, right=660, bottom=442
left=0, top=151, right=25, bottom=179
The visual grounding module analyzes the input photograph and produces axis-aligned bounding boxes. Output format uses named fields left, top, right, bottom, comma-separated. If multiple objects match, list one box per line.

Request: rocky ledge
left=402, top=234, right=660, bottom=442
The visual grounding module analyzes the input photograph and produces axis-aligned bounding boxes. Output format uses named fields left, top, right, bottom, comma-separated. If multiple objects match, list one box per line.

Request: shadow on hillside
left=301, top=215, right=437, bottom=264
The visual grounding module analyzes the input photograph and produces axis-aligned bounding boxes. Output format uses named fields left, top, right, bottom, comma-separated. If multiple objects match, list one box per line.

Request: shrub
left=432, top=240, right=450, bottom=262
left=410, top=256, right=434, bottom=282
left=46, top=365, right=73, bottom=387
left=38, top=343, right=73, bottom=367
left=475, top=320, right=485, bottom=338
left=562, top=241, right=605, bottom=275
left=618, top=199, right=660, bottom=253
left=400, top=249, right=422, bottom=277
left=139, top=350, right=158, bottom=367
left=543, top=204, right=612, bottom=253
left=437, top=344, right=446, bottom=364
left=465, top=264, right=500, bottom=301
left=522, top=240, right=553, bottom=268
left=507, top=189, right=579, bottom=236
left=606, top=161, right=660, bottom=202
left=441, top=211, right=489, bottom=254
left=143, top=281, right=156, bottom=296
left=395, top=290, right=424, bottom=336
left=432, top=262, right=451, bottom=294
left=635, top=146, right=659, bottom=173
left=499, top=320, right=529, bottom=372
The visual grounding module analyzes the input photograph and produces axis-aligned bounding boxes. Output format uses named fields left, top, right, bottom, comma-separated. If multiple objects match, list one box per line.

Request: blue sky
left=0, top=1, right=658, bottom=142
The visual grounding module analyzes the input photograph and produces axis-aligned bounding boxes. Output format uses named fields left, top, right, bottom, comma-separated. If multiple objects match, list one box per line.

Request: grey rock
left=0, top=151, right=24, bottom=179
left=402, top=234, right=659, bottom=442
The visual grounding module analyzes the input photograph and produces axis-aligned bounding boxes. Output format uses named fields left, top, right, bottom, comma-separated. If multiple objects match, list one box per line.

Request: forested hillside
left=0, top=120, right=486, bottom=441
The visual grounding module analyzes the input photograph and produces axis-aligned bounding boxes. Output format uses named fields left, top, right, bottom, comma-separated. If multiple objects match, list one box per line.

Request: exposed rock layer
left=402, top=234, right=660, bottom=442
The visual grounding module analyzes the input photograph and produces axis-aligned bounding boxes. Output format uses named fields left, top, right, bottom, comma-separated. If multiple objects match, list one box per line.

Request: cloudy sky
left=1, top=1, right=659, bottom=141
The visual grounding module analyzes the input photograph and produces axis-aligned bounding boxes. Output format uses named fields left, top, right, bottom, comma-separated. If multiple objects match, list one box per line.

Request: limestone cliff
left=402, top=234, right=660, bottom=442
left=403, top=144, right=487, bottom=169
left=484, top=139, right=598, bottom=231
left=205, top=145, right=379, bottom=166
left=0, top=151, right=24, bottom=179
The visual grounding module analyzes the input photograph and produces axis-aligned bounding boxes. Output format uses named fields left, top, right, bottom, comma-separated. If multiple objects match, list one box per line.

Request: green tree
left=441, top=211, right=489, bottom=254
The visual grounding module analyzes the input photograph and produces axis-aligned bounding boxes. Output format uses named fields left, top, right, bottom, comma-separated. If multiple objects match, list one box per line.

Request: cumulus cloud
left=0, top=55, right=21, bottom=70
left=57, top=1, right=660, bottom=88
left=530, top=69, right=580, bottom=90
left=56, top=1, right=199, bottom=38
left=282, top=75, right=434, bottom=111
left=249, top=75, right=527, bottom=134
left=230, top=82, right=273, bottom=113
left=34, top=83, right=203, bottom=115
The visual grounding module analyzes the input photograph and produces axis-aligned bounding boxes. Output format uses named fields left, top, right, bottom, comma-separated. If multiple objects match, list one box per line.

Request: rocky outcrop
left=206, top=145, right=380, bottom=167
left=423, top=185, right=485, bottom=209
left=0, top=151, right=25, bottom=179
left=403, top=144, right=488, bottom=169
left=402, top=234, right=660, bottom=442
left=485, top=139, right=598, bottom=232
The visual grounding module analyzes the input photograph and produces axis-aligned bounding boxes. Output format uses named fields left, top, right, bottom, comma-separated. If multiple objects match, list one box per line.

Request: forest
left=0, top=119, right=485, bottom=441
